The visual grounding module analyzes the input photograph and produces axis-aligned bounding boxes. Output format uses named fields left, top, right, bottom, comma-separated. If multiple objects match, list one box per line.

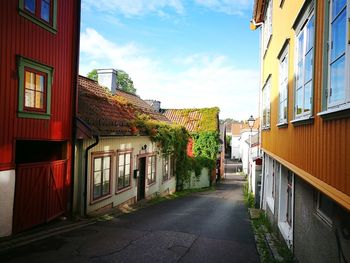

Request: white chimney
left=96, top=69, right=118, bottom=94
left=145, top=100, right=161, bottom=112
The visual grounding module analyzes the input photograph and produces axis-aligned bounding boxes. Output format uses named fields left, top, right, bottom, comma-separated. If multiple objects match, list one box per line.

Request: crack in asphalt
left=88, top=230, right=152, bottom=260
left=176, top=234, right=200, bottom=263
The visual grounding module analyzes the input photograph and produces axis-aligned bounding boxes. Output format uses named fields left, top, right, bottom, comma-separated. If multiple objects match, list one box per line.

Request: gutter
left=69, top=0, right=81, bottom=217
left=84, top=135, right=99, bottom=216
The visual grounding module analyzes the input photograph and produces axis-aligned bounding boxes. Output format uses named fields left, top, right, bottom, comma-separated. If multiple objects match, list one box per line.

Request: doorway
left=137, top=157, right=146, bottom=201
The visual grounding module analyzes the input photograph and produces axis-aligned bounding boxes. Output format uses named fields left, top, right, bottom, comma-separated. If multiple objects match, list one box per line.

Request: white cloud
left=79, top=28, right=259, bottom=120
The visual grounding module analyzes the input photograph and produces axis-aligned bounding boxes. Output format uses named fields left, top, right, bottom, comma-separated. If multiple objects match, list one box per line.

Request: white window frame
left=265, top=155, right=275, bottom=213
left=263, top=0, right=273, bottom=52
left=326, top=0, right=350, bottom=109
left=278, top=45, right=289, bottom=125
left=262, top=77, right=271, bottom=129
left=278, top=166, right=294, bottom=248
left=294, top=10, right=315, bottom=119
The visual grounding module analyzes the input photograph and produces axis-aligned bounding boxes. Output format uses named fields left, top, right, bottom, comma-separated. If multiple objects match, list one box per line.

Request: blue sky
left=79, top=0, right=260, bottom=120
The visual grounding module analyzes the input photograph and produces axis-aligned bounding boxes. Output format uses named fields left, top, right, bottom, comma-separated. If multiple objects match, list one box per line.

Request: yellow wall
left=261, top=0, right=350, bottom=210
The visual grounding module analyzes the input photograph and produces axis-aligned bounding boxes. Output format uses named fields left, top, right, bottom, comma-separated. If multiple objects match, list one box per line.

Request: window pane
left=296, top=88, right=303, bottom=115
left=25, top=71, right=35, bottom=90
left=119, top=166, right=124, bottom=177
left=283, top=101, right=288, bottom=121
left=125, top=164, right=130, bottom=176
left=304, top=51, right=313, bottom=83
left=35, top=75, right=44, bottom=91
left=41, top=0, right=51, bottom=22
left=331, top=9, right=346, bottom=62
left=25, top=0, right=35, bottom=13
left=332, top=0, right=346, bottom=18
left=94, top=158, right=102, bottom=171
left=297, top=32, right=304, bottom=62
left=304, top=82, right=312, bottom=113
left=35, top=91, right=44, bottom=109
left=118, top=176, right=124, bottom=189
left=102, top=169, right=110, bottom=195
left=306, top=16, right=314, bottom=51
left=103, top=156, right=110, bottom=169
left=119, top=154, right=124, bottom=165
left=124, top=174, right=130, bottom=187
left=330, top=55, right=345, bottom=104
left=94, top=171, right=101, bottom=185
left=25, top=90, right=35, bottom=107
left=125, top=153, right=131, bottom=165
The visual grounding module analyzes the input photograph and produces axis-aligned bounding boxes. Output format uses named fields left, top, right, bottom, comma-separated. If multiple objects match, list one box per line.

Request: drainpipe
left=84, top=135, right=99, bottom=216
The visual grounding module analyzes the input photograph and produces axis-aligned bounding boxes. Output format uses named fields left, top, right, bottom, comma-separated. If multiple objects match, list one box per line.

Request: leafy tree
left=86, top=69, right=137, bottom=94
left=117, top=70, right=136, bottom=94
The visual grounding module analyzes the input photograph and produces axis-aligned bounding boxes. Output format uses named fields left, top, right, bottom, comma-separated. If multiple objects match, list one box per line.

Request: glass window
left=93, top=155, right=111, bottom=200
left=25, top=0, right=36, bottom=13
left=263, top=0, right=273, bottom=51
left=286, top=171, right=293, bottom=225
left=327, top=0, right=348, bottom=107
left=278, top=47, right=289, bottom=124
left=294, top=14, right=314, bottom=118
left=24, top=69, right=46, bottom=111
left=163, top=158, right=169, bottom=182
left=147, top=155, right=156, bottom=184
left=262, top=78, right=271, bottom=128
left=18, top=57, right=53, bottom=119
left=117, top=152, right=132, bottom=191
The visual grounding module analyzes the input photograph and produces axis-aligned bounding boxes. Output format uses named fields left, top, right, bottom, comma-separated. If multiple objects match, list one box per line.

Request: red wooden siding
left=13, top=160, right=67, bottom=233
left=0, top=1, right=80, bottom=169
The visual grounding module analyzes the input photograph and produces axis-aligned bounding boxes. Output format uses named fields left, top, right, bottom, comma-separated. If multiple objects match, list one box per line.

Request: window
left=147, top=155, right=156, bottom=184
left=278, top=44, right=289, bottom=124
left=92, top=154, right=111, bottom=201
left=17, top=56, right=53, bottom=119
left=263, top=0, right=273, bottom=52
left=24, top=68, right=47, bottom=112
left=278, top=166, right=294, bottom=248
left=170, top=155, right=175, bottom=177
left=162, top=158, right=169, bottom=182
left=295, top=12, right=315, bottom=118
left=265, top=155, right=275, bottom=213
left=19, top=0, right=57, bottom=33
left=316, top=192, right=333, bottom=226
left=262, top=77, right=271, bottom=129
left=117, top=151, right=132, bottom=191
left=326, top=0, right=349, bottom=109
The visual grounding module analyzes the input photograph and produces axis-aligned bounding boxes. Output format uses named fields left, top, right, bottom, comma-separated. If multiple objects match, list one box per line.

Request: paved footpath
left=2, top=174, right=259, bottom=263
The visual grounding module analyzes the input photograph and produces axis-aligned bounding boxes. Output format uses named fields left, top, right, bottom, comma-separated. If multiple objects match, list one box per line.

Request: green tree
left=87, top=69, right=98, bottom=81
left=86, top=69, right=137, bottom=94
left=117, top=70, right=136, bottom=94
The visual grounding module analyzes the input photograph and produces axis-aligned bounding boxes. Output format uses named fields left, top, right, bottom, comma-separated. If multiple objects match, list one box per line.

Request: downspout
left=69, top=0, right=81, bottom=217
left=84, top=135, right=99, bottom=216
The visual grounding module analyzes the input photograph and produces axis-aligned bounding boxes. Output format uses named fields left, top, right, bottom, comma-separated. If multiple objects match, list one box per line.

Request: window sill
left=277, top=122, right=288, bottom=128
left=278, top=221, right=293, bottom=247
left=116, top=185, right=132, bottom=195
left=290, top=116, right=314, bottom=126
left=147, top=181, right=156, bottom=187
left=318, top=104, right=350, bottom=121
left=262, top=126, right=271, bottom=131
left=315, top=210, right=333, bottom=228
left=19, top=9, right=57, bottom=34
left=18, top=111, right=51, bottom=120
left=90, top=194, right=112, bottom=205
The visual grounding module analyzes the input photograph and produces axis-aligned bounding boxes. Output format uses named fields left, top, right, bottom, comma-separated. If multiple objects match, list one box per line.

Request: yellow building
left=252, top=0, right=350, bottom=262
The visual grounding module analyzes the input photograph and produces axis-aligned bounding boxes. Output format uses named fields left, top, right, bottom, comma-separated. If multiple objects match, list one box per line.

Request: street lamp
left=248, top=115, right=255, bottom=131
left=247, top=115, right=255, bottom=192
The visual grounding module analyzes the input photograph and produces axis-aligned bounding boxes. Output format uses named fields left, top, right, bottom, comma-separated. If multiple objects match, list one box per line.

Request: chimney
left=145, top=100, right=161, bottom=112
left=96, top=69, right=118, bottom=94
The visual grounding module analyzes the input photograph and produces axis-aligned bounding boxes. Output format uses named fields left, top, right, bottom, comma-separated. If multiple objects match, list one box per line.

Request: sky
left=79, top=0, right=260, bottom=120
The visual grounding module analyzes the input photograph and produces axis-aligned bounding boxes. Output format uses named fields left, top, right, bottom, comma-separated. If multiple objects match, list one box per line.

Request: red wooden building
left=0, top=1, right=81, bottom=236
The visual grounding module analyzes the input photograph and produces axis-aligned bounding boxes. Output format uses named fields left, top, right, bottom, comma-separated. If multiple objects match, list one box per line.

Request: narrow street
left=2, top=164, right=259, bottom=263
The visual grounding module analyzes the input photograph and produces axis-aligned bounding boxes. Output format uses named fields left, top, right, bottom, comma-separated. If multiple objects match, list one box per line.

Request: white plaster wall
left=231, top=136, right=241, bottom=159
left=0, top=170, right=15, bottom=237
left=183, top=168, right=210, bottom=189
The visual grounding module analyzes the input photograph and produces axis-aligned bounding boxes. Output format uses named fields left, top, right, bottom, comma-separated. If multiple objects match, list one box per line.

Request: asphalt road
left=3, top=174, right=259, bottom=263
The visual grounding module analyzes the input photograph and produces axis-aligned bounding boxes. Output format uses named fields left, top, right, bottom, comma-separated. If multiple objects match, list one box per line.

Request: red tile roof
left=77, top=76, right=169, bottom=136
